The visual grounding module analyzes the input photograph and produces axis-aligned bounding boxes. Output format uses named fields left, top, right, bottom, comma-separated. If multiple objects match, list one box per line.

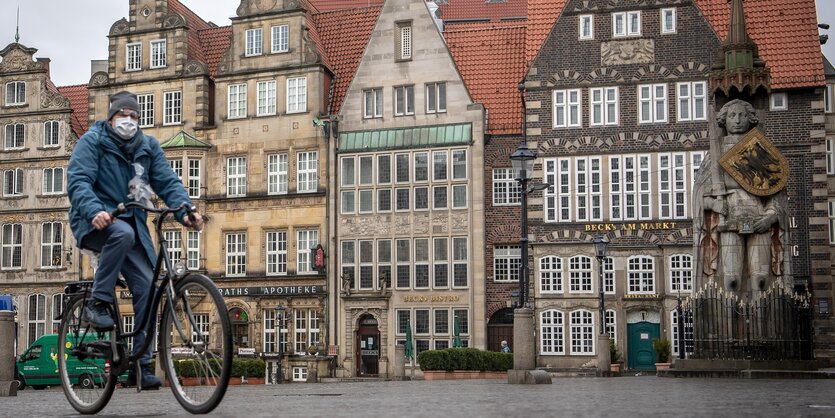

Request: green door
left=627, top=322, right=660, bottom=371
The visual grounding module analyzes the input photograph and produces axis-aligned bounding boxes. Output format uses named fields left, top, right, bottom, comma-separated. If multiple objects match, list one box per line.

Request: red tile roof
left=438, top=0, right=527, bottom=22
left=57, top=84, right=89, bottom=138
left=306, top=15, right=331, bottom=69
left=695, top=0, right=824, bottom=89
left=168, top=0, right=212, bottom=64
left=312, top=6, right=383, bottom=114
left=309, top=0, right=384, bottom=12
left=525, top=0, right=566, bottom=64
left=198, top=26, right=232, bottom=77
left=446, top=25, right=527, bottom=134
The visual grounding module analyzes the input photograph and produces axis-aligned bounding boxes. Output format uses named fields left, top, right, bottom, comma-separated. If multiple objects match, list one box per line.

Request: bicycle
left=57, top=202, right=232, bottom=414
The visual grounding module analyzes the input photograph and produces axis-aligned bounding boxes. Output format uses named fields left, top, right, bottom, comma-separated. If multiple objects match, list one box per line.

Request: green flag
left=453, top=314, right=463, bottom=348
left=405, top=319, right=414, bottom=360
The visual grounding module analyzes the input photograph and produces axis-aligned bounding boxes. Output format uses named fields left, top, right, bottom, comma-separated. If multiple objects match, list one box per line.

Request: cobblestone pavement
left=5, top=376, right=835, bottom=418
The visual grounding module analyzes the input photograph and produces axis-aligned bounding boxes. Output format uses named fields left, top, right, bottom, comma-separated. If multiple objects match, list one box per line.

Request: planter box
left=610, top=363, right=622, bottom=373
left=655, top=362, right=671, bottom=371
left=423, top=371, right=508, bottom=380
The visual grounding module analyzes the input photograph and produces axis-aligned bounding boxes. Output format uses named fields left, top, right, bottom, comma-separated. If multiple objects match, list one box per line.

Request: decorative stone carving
left=0, top=44, right=39, bottom=72
left=163, top=13, right=186, bottom=29
left=301, top=26, right=321, bottom=65
left=41, top=86, right=70, bottom=109
left=109, top=18, right=130, bottom=36
left=600, top=39, right=654, bottom=66
left=183, top=60, right=208, bottom=76
left=89, top=71, right=109, bottom=87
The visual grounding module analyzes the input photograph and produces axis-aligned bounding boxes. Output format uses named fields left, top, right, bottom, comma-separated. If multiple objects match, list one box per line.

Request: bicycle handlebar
left=111, top=202, right=200, bottom=226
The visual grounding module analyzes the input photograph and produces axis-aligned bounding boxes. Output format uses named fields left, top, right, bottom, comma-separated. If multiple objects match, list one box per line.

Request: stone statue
left=341, top=273, right=352, bottom=296
left=693, top=99, right=791, bottom=294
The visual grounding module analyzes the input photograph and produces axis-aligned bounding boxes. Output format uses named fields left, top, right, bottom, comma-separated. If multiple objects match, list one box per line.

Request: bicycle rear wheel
left=58, top=296, right=117, bottom=414
left=160, top=273, right=232, bottom=414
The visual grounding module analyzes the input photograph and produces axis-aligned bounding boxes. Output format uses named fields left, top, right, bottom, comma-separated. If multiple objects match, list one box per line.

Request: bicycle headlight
left=173, top=261, right=187, bottom=278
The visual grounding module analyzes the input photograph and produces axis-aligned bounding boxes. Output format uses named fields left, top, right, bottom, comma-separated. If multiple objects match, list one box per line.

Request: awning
left=337, top=123, right=472, bottom=153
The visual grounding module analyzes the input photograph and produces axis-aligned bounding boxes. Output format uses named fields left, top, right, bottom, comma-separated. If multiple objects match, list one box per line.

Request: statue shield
left=718, top=128, right=789, bottom=197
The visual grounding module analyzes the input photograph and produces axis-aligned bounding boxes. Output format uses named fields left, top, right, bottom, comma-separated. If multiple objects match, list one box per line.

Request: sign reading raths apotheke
left=220, top=285, right=325, bottom=297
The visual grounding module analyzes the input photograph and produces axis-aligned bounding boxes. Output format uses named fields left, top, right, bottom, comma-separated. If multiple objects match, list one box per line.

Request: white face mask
left=113, top=117, right=138, bottom=140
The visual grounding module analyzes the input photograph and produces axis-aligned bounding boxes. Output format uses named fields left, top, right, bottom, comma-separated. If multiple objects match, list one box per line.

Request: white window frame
left=398, top=22, right=412, bottom=60
left=40, top=222, right=62, bottom=268
left=150, top=39, right=167, bottom=68
left=286, top=77, right=307, bottom=114
left=540, top=310, right=565, bottom=355
left=266, top=230, right=288, bottom=275
left=257, top=80, right=277, bottom=116
left=271, top=24, right=289, bottom=53
left=492, top=168, right=521, bottom=206
left=676, top=81, right=707, bottom=122
left=42, top=167, right=64, bottom=195
left=770, top=92, right=788, bottom=111
left=297, top=229, right=318, bottom=274
left=246, top=28, right=263, bottom=56
left=163, top=90, right=182, bottom=125
left=493, top=245, right=520, bottom=283
left=51, top=293, right=62, bottom=334
left=225, top=232, right=247, bottom=276
left=825, top=84, right=834, bottom=114
left=669, top=254, right=693, bottom=293
left=539, top=256, right=563, bottom=294
left=558, top=158, right=571, bottom=221
left=590, top=87, right=618, bottom=126
left=569, top=255, right=593, bottom=294
left=137, top=93, right=154, bottom=128
left=1, top=223, right=22, bottom=269
left=5, top=123, right=25, bottom=149
left=363, top=88, right=383, bottom=118
left=828, top=138, right=835, bottom=175
left=126, top=42, right=142, bottom=71
left=829, top=199, right=835, bottom=245
left=3, top=168, right=23, bottom=197
left=605, top=309, right=617, bottom=343
left=603, top=256, right=615, bottom=294
left=569, top=310, right=595, bottom=355
left=43, top=120, right=59, bottom=147
left=163, top=230, right=182, bottom=267
left=661, top=8, right=676, bottom=34
left=612, top=11, right=641, bottom=37
left=638, top=84, right=667, bottom=123
left=5, top=81, right=25, bottom=105
left=267, top=153, right=288, bottom=195
left=186, top=230, right=200, bottom=270
left=297, top=151, right=318, bottom=193
left=28, top=294, right=46, bottom=346
left=579, top=14, right=593, bottom=40
left=658, top=153, right=688, bottom=220
left=226, top=156, right=247, bottom=197
left=426, top=82, right=447, bottom=114
left=228, top=83, right=247, bottom=119
left=627, top=255, right=655, bottom=295
left=553, top=89, right=582, bottom=128
left=394, top=85, right=415, bottom=116
left=187, top=159, right=201, bottom=198
left=452, top=237, right=468, bottom=288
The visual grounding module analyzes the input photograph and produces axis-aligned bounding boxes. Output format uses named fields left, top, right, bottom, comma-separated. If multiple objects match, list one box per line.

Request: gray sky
left=1, top=0, right=834, bottom=86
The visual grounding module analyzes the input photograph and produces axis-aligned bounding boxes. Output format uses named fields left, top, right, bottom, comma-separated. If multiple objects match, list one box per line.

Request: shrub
left=609, top=339, right=621, bottom=364
left=418, top=348, right=512, bottom=371
left=652, top=338, right=672, bottom=363
left=175, top=357, right=265, bottom=378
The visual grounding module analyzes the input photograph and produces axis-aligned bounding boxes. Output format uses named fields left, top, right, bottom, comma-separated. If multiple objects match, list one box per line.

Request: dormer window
left=661, top=8, right=676, bottom=34
left=579, top=15, right=593, bottom=40
left=4, top=81, right=25, bottom=106
left=396, top=21, right=412, bottom=61
left=246, top=28, right=263, bottom=56
left=150, top=40, right=167, bottom=68
left=613, top=11, right=641, bottom=37
left=126, top=43, right=142, bottom=71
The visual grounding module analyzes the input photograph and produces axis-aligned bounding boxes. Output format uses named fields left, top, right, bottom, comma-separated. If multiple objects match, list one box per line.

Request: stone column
left=393, top=344, right=405, bottom=380
left=0, top=311, right=17, bottom=396
left=512, top=307, right=535, bottom=370
left=597, top=334, right=611, bottom=372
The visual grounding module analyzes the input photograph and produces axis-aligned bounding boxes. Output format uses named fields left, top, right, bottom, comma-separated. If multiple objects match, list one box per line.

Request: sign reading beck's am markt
left=219, top=285, right=324, bottom=297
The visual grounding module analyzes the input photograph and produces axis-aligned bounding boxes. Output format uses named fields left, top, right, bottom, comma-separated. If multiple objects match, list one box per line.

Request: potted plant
left=652, top=338, right=672, bottom=371
left=609, top=339, right=622, bottom=373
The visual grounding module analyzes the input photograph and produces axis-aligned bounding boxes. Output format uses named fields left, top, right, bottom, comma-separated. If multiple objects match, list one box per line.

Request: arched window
left=627, top=256, right=655, bottom=294
left=539, top=256, right=563, bottom=293
left=539, top=309, right=564, bottom=355
left=669, top=254, right=693, bottom=292
left=605, top=309, right=617, bottom=343
left=569, top=309, right=595, bottom=355
left=28, top=294, right=46, bottom=345
left=568, top=255, right=593, bottom=293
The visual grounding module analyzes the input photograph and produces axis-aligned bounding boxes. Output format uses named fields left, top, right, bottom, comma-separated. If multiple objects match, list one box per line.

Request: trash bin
left=0, top=295, right=12, bottom=312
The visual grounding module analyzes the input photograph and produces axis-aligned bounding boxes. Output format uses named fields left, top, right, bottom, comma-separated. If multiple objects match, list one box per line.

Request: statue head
left=717, top=99, right=758, bottom=135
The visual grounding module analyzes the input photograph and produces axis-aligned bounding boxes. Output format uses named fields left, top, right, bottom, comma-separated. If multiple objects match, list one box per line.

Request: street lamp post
left=592, top=234, right=610, bottom=373
left=510, top=143, right=536, bottom=308
left=274, top=304, right=286, bottom=384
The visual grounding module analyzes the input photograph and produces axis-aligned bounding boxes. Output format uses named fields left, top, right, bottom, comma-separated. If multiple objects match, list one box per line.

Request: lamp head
left=592, top=233, right=609, bottom=259
left=510, top=142, right=537, bottom=181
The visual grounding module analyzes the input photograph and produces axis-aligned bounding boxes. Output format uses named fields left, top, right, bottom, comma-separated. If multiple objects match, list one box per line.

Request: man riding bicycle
left=67, top=91, right=204, bottom=389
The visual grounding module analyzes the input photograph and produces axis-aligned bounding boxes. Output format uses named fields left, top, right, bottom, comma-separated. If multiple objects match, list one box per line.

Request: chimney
left=37, top=57, right=51, bottom=77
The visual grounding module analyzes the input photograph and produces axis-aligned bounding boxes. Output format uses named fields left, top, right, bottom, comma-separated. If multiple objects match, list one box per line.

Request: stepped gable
left=446, top=24, right=527, bottom=134
left=56, top=84, right=89, bottom=137
left=312, top=6, right=383, bottom=113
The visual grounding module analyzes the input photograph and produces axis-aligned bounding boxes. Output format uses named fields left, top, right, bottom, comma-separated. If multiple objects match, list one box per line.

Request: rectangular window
left=434, top=309, right=449, bottom=335
left=225, top=232, right=246, bottom=276
left=226, top=156, right=247, bottom=197
left=1, top=223, right=22, bottom=269
left=414, top=187, right=428, bottom=210
left=42, top=167, right=64, bottom=195
left=570, top=310, right=595, bottom=355
left=669, top=254, right=693, bottom=292
left=433, top=186, right=447, bottom=209
left=5, top=124, right=24, bottom=149
left=150, top=39, right=167, bottom=68
left=603, top=257, right=615, bottom=294
left=638, top=84, right=667, bottom=123
left=257, top=80, right=277, bottom=116
left=3, top=168, right=22, bottom=196
left=287, top=77, right=307, bottom=113
left=378, top=154, right=391, bottom=184
left=671, top=310, right=694, bottom=356
left=540, top=310, right=564, bottom=354
left=297, top=230, right=318, bottom=274
left=43, top=121, right=59, bottom=147
left=266, top=231, right=288, bottom=275
left=770, top=92, right=788, bottom=111
left=661, top=8, right=676, bottom=34
left=359, top=240, right=374, bottom=289
left=396, top=154, right=410, bottom=183
left=579, top=15, right=593, bottom=40
left=359, top=155, right=373, bottom=185
left=126, top=43, right=141, bottom=71
left=297, top=151, right=318, bottom=193
left=5, top=81, right=25, bottom=105
left=433, top=151, right=448, bottom=181
left=558, top=158, right=571, bottom=221
left=377, top=189, right=391, bottom=212
left=426, top=82, right=447, bottom=113
left=267, top=154, right=288, bottom=195
left=342, top=241, right=355, bottom=288
left=28, top=294, right=46, bottom=346
left=829, top=199, right=835, bottom=245
left=396, top=239, right=411, bottom=288
left=271, top=24, right=289, bottom=53
left=363, top=88, right=383, bottom=118
left=164, top=230, right=182, bottom=266
left=493, top=245, right=520, bottom=283
left=40, top=222, right=62, bottom=268
left=569, top=256, right=593, bottom=293
left=414, top=239, right=429, bottom=288
left=606, top=310, right=617, bottom=343
left=659, top=153, right=687, bottom=219
left=186, top=230, right=200, bottom=270
left=826, top=84, right=834, bottom=114
left=187, top=159, right=201, bottom=198
left=492, top=168, right=521, bottom=206
left=452, top=185, right=467, bottom=209
left=378, top=239, right=392, bottom=289
left=170, top=159, right=183, bottom=181
left=452, top=150, right=466, bottom=179
left=342, top=156, right=356, bottom=187
left=539, top=256, right=563, bottom=294
left=163, top=91, right=182, bottom=125
left=613, top=11, right=641, bottom=37
left=246, top=28, right=263, bottom=56
left=395, top=188, right=410, bottom=211
left=433, top=237, right=448, bottom=288
left=590, top=87, right=618, bottom=126
left=828, top=139, right=835, bottom=175
left=553, top=89, right=581, bottom=128
left=228, top=83, right=247, bottom=119
left=676, top=81, right=707, bottom=121
left=137, top=94, right=154, bottom=127
left=628, top=256, right=655, bottom=294
left=452, top=237, right=468, bottom=288
left=415, top=309, right=430, bottom=334
left=397, top=22, right=412, bottom=60
left=51, top=294, right=62, bottom=334
left=394, top=85, right=414, bottom=116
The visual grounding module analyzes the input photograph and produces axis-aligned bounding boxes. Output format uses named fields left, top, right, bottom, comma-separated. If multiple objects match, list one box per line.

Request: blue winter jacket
left=67, top=121, right=193, bottom=266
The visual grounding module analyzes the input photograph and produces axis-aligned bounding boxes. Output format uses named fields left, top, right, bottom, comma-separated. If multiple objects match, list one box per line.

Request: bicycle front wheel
left=58, top=295, right=117, bottom=414
left=160, top=273, right=232, bottom=414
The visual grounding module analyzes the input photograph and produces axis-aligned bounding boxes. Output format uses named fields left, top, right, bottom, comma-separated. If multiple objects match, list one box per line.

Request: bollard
left=394, top=345, right=405, bottom=380
left=0, top=311, right=18, bottom=396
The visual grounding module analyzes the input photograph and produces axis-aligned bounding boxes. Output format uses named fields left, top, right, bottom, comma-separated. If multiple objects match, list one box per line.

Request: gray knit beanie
left=107, top=91, right=140, bottom=121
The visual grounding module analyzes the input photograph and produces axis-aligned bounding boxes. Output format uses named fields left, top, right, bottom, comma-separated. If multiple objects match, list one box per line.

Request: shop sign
left=219, top=285, right=325, bottom=297
left=584, top=222, right=678, bottom=232
left=402, top=295, right=461, bottom=303
left=238, top=348, right=256, bottom=356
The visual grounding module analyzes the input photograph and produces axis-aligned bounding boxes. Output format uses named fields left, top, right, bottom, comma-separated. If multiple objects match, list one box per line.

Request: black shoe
left=126, top=365, right=162, bottom=389
left=83, top=299, right=115, bottom=330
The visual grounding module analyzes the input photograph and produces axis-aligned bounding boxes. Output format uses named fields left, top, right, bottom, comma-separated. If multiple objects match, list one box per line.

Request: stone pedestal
left=508, top=308, right=552, bottom=384
left=0, top=311, right=17, bottom=396
left=597, top=334, right=611, bottom=372
left=393, top=345, right=406, bottom=380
